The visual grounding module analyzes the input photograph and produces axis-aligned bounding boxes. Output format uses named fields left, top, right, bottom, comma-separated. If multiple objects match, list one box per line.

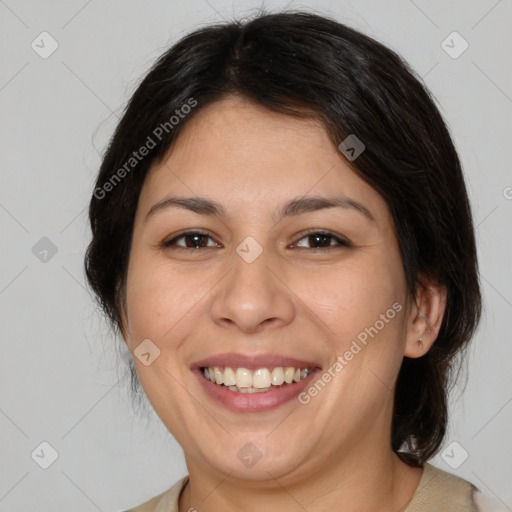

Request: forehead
left=138, top=96, right=390, bottom=222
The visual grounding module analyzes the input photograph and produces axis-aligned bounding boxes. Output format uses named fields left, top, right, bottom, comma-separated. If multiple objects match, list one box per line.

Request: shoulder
left=406, top=463, right=502, bottom=512
left=123, top=475, right=189, bottom=512
left=405, top=462, right=477, bottom=511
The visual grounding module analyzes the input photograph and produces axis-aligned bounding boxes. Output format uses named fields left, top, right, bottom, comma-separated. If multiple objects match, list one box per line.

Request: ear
left=404, top=275, right=447, bottom=358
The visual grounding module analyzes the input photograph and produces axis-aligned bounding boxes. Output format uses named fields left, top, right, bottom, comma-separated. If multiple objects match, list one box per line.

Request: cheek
left=295, top=255, right=407, bottom=398
left=295, top=258, right=404, bottom=341
left=124, top=254, right=200, bottom=346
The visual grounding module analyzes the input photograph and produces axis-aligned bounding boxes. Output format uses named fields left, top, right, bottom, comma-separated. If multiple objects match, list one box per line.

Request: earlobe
left=405, top=334, right=428, bottom=359
left=404, top=278, right=447, bottom=358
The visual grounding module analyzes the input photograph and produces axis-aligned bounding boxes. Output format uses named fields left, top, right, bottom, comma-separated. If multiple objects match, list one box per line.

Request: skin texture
left=121, top=95, right=447, bottom=512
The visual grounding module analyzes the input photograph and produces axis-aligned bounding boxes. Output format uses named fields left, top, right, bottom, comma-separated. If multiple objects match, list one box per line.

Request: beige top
left=124, top=463, right=489, bottom=511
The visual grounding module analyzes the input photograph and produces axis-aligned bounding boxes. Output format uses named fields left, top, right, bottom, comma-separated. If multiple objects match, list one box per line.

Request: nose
left=210, top=246, right=296, bottom=334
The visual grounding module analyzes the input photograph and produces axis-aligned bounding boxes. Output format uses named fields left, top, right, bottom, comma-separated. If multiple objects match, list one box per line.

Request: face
left=123, top=95, right=416, bottom=484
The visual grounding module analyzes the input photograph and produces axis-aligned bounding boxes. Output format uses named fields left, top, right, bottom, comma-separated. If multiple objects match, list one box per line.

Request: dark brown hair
left=84, top=10, right=482, bottom=466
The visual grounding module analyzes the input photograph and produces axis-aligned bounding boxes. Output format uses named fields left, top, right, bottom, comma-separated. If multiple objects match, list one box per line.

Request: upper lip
left=191, top=353, right=321, bottom=370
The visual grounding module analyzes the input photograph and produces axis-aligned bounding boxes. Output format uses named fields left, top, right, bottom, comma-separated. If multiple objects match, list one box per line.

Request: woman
left=85, top=11, right=497, bottom=511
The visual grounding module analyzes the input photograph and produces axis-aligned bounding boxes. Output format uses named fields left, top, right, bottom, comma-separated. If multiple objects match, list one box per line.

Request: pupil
left=311, top=234, right=329, bottom=247
left=188, top=235, right=206, bottom=248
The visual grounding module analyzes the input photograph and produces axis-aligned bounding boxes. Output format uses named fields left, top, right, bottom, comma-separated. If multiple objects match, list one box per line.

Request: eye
left=292, top=230, right=351, bottom=250
left=161, top=229, right=351, bottom=251
left=162, top=230, right=220, bottom=249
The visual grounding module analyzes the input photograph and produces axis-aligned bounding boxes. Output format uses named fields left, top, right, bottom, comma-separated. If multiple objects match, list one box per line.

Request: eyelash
left=161, top=229, right=352, bottom=252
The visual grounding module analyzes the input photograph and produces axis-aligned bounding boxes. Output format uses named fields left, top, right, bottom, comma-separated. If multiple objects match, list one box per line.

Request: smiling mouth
left=201, top=366, right=315, bottom=393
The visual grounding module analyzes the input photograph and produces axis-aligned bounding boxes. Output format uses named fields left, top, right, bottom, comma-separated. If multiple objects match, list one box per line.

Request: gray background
left=1, top=0, right=511, bottom=510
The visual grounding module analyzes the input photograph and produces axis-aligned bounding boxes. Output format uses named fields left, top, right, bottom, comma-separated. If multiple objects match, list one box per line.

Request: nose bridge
left=210, top=235, right=295, bottom=332
left=232, top=236, right=272, bottom=292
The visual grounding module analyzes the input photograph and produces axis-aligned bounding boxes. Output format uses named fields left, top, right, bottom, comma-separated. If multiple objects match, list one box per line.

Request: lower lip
left=193, top=368, right=320, bottom=413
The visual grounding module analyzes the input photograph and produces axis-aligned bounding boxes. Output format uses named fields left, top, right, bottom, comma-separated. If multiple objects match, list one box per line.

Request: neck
left=179, top=431, right=423, bottom=512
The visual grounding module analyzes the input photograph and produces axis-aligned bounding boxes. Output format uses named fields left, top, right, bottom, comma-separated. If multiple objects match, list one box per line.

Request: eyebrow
left=145, top=194, right=376, bottom=223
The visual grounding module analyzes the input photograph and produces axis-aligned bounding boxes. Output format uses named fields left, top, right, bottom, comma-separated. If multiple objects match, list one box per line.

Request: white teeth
left=235, top=368, right=253, bottom=388
left=214, top=367, right=223, bottom=385
left=202, top=365, right=314, bottom=391
left=253, top=368, right=271, bottom=388
left=223, top=367, right=236, bottom=386
left=229, top=386, right=271, bottom=393
left=284, top=367, right=295, bottom=384
left=271, top=367, right=285, bottom=385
